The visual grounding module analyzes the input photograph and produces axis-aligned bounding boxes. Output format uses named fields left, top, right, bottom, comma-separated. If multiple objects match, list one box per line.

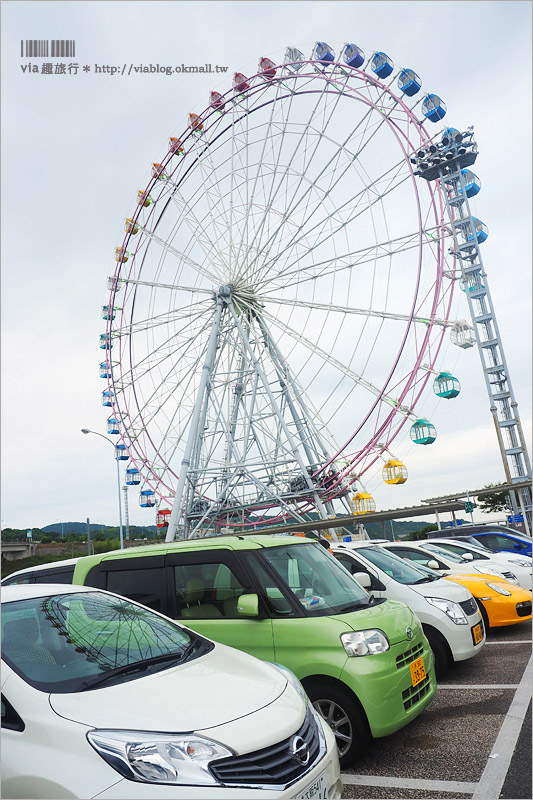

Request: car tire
left=475, top=599, right=490, bottom=632
left=422, top=625, right=452, bottom=679
left=305, top=681, right=370, bottom=767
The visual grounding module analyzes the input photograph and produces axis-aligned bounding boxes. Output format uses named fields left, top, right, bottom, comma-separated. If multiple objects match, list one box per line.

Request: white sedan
left=1, top=584, right=341, bottom=800
left=419, top=538, right=532, bottom=590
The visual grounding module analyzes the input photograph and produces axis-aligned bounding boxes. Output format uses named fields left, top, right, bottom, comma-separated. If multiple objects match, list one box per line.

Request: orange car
left=444, top=574, right=532, bottom=629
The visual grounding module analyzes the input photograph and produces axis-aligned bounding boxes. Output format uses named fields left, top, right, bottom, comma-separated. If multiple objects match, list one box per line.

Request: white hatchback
left=1, top=584, right=341, bottom=800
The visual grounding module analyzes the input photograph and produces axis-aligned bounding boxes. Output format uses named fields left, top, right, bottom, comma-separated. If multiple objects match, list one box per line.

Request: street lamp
left=81, top=428, right=124, bottom=549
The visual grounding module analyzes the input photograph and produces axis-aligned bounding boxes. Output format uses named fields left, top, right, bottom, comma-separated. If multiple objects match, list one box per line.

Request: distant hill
left=41, top=522, right=159, bottom=535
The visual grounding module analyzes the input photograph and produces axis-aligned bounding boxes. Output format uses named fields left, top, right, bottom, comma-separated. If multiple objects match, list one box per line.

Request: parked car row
left=2, top=530, right=531, bottom=799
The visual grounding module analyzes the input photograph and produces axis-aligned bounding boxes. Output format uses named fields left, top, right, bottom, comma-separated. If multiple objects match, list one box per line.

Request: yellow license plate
left=410, top=656, right=426, bottom=687
left=472, top=622, right=483, bottom=644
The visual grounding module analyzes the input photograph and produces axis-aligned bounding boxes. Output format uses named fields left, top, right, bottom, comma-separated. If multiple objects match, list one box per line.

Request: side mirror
left=236, top=593, right=259, bottom=617
left=513, top=543, right=522, bottom=550
left=427, top=559, right=440, bottom=570
left=461, top=553, right=474, bottom=561
left=353, top=571, right=372, bottom=589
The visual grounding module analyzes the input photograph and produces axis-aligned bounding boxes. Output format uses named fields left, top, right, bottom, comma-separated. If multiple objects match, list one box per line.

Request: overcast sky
left=1, top=0, right=531, bottom=531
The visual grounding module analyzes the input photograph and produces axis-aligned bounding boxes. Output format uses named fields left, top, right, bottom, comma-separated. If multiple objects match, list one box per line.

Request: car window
left=422, top=544, right=466, bottom=563
left=1, top=695, right=24, bottom=731
left=1, top=592, right=208, bottom=693
left=105, top=567, right=164, bottom=612
left=2, top=575, right=33, bottom=585
left=436, top=543, right=487, bottom=561
left=355, top=546, right=437, bottom=584
left=173, top=560, right=247, bottom=619
left=258, top=543, right=371, bottom=616
left=477, top=534, right=522, bottom=549
left=388, top=547, right=446, bottom=570
left=33, top=568, right=75, bottom=584
left=334, top=553, right=381, bottom=590
left=241, top=553, right=295, bottom=616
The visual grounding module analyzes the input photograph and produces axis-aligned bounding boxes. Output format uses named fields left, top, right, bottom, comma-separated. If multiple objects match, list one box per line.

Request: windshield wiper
left=79, top=645, right=200, bottom=691
left=338, top=600, right=370, bottom=612
left=411, top=576, right=438, bottom=584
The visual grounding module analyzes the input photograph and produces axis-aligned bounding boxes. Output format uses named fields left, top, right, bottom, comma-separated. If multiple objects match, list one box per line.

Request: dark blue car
left=464, top=531, right=532, bottom=558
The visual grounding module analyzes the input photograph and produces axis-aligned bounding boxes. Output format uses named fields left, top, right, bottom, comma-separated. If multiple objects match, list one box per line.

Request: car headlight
left=426, top=596, right=468, bottom=624
left=87, top=730, right=233, bottom=785
left=509, top=559, right=531, bottom=567
left=473, top=565, right=505, bottom=578
left=269, top=662, right=308, bottom=704
left=341, top=629, right=390, bottom=656
left=486, top=582, right=512, bottom=596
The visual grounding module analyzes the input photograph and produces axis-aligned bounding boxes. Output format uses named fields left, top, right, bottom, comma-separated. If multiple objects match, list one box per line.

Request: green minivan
left=3, top=535, right=437, bottom=766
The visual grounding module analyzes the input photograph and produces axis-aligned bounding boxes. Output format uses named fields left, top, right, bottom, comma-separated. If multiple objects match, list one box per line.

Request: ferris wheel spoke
left=112, top=301, right=212, bottom=339
left=135, top=224, right=221, bottom=284
left=238, top=80, right=344, bottom=282
left=262, top=294, right=449, bottom=328
left=168, top=192, right=229, bottom=275
left=244, top=95, right=407, bottom=284
left=253, top=158, right=411, bottom=289
left=261, top=308, right=409, bottom=416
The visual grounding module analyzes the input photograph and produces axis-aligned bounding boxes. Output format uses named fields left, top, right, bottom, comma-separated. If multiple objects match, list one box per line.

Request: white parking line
left=472, top=654, right=533, bottom=800
left=340, top=773, right=477, bottom=793
left=437, top=683, right=519, bottom=689
left=485, top=640, right=532, bottom=644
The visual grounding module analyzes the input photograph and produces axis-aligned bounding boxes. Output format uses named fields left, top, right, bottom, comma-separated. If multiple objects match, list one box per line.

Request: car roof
left=2, top=583, right=95, bottom=602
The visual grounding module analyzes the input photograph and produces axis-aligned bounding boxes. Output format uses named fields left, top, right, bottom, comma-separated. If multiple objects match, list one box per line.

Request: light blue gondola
left=99, top=334, right=112, bottom=350
left=371, top=51, right=393, bottom=78
left=461, top=169, right=481, bottom=198
left=139, top=489, right=156, bottom=507
left=421, top=94, right=447, bottom=122
left=468, top=218, right=488, bottom=244
left=410, top=418, right=437, bottom=445
left=433, top=372, right=461, bottom=399
left=125, top=468, right=141, bottom=485
left=313, top=42, right=335, bottom=64
left=342, top=43, right=365, bottom=68
left=101, top=306, right=116, bottom=321
left=115, top=444, right=128, bottom=461
left=107, top=417, right=120, bottom=435
left=99, top=362, right=111, bottom=378
left=398, top=69, right=421, bottom=96
left=101, top=390, right=114, bottom=407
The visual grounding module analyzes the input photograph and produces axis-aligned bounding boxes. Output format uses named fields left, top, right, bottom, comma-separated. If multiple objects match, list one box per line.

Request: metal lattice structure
left=412, top=130, right=532, bottom=529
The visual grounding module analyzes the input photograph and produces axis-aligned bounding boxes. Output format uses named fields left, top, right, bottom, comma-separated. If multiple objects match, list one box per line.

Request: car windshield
left=423, top=544, right=467, bottom=563
left=433, top=542, right=488, bottom=560
left=259, top=542, right=371, bottom=616
left=1, top=592, right=211, bottom=693
left=356, top=546, right=440, bottom=584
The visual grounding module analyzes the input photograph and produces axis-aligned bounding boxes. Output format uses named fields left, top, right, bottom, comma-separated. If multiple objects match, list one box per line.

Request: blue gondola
left=421, top=94, right=447, bottom=122
left=410, top=418, right=437, bottom=445
left=342, top=43, right=365, bottom=69
left=101, top=306, right=116, bottom=321
left=115, top=444, right=128, bottom=460
left=139, top=489, right=156, bottom=507
left=371, top=51, right=393, bottom=78
left=461, top=169, right=481, bottom=198
left=99, top=362, right=111, bottom=379
left=313, top=42, right=335, bottom=64
left=101, top=390, right=114, bottom=407
left=398, top=69, right=422, bottom=96
left=433, top=372, right=461, bottom=399
left=126, top=468, right=141, bottom=485
left=441, top=127, right=461, bottom=146
left=107, top=417, right=120, bottom=435
left=99, top=334, right=112, bottom=350
left=468, top=217, right=488, bottom=244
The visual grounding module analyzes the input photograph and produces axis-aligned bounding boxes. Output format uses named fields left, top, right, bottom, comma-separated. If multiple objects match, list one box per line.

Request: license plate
left=472, top=622, right=483, bottom=645
left=410, top=656, right=426, bottom=687
left=294, top=771, right=328, bottom=800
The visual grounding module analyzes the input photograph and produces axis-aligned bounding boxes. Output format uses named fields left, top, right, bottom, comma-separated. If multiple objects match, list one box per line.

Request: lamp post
left=81, top=428, right=124, bottom=549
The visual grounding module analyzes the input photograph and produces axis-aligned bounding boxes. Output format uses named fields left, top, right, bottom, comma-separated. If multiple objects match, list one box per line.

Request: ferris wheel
left=101, top=42, right=467, bottom=540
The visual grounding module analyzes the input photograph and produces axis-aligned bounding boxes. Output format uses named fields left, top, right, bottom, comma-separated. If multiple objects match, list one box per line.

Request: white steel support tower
left=412, top=129, right=531, bottom=530
left=122, top=485, right=130, bottom=541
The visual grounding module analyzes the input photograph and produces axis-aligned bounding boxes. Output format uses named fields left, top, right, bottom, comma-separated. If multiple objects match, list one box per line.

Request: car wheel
left=306, top=682, right=370, bottom=767
left=422, top=625, right=452, bottom=679
left=475, top=599, right=490, bottom=632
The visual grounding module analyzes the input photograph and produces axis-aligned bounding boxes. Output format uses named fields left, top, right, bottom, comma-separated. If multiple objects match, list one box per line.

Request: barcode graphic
left=20, top=40, right=76, bottom=58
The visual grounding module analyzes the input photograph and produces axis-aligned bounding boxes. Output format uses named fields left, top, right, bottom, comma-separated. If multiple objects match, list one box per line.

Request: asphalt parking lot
left=340, top=620, right=532, bottom=800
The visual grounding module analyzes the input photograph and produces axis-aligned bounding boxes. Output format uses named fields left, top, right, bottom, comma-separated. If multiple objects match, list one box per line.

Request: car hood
left=330, top=599, right=421, bottom=646
left=445, top=574, right=533, bottom=599
left=50, top=642, right=286, bottom=730
left=408, top=576, right=472, bottom=602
